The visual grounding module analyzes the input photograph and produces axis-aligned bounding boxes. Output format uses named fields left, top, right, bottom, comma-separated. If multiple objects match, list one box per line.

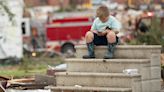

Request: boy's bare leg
left=104, top=31, right=116, bottom=59
left=83, top=31, right=95, bottom=59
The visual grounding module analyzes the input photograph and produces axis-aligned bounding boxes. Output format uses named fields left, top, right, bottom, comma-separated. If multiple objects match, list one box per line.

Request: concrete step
left=55, top=72, right=141, bottom=92
left=66, top=59, right=150, bottom=80
left=45, top=86, right=132, bottom=92
left=75, top=45, right=161, bottom=59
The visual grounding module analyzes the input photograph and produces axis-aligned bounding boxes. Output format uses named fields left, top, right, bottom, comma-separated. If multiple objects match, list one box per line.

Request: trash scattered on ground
left=0, top=83, right=5, bottom=92
left=47, top=64, right=66, bottom=76
left=0, top=75, right=10, bottom=92
left=123, top=69, right=139, bottom=75
left=54, top=64, right=67, bottom=70
left=4, top=77, right=50, bottom=90
left=74, top=85, right=82, bottom=88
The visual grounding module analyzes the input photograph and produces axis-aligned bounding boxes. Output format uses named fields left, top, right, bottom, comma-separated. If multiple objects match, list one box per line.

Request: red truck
left=45, top=16, right=93, bottom=56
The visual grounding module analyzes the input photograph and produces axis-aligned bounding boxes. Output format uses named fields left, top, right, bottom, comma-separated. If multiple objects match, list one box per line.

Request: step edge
left=55, top=72, right=141, bottom=77
left=45, top=86, right=132, bottom=91
left=65, top=59, right=150, bottom=63
left=75, top=45, right=162, bottom=49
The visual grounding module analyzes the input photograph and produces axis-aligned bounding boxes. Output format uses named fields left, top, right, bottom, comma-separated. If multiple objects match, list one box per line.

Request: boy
left=83, top=5, right=121, bottom=59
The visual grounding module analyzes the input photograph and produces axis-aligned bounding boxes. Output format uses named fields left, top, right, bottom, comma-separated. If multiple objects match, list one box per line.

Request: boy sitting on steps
left=83, top=5, right=122, bottom=59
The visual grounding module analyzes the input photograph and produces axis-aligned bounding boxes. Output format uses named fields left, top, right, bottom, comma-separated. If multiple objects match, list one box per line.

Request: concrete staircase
left=46, top=45, right=161, bottom=92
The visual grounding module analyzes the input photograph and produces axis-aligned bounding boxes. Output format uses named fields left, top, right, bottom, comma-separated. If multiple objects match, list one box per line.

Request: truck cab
left=46, top=16, right=93, bottom=56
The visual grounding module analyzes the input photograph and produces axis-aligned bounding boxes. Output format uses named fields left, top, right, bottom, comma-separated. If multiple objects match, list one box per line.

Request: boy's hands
left=97, top=30, right=107, bottom=36
left=92, top=29, right=119, bottom=36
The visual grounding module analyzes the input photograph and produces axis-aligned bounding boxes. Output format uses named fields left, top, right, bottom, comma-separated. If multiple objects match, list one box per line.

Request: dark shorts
left=93, top=33, right=120, bottom=46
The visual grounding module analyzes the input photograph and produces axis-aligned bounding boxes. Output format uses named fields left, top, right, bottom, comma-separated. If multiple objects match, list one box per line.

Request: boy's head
left=96, top=5, right=109, bottom=22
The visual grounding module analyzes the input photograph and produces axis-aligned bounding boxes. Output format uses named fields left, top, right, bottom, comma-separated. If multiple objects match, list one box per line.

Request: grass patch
left=0, top=56, right=65, bottom=78
left=0, top=69, right=46, bottom=78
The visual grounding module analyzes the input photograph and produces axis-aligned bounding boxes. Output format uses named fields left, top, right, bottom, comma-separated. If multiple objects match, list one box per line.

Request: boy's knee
left=106, top=31, right=116, bottom=43
left=85, top=31, right=94, bottom=43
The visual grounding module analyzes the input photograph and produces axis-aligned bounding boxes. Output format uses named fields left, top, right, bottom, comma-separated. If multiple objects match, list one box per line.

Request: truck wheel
left=61, top=44, right=75, bottom=57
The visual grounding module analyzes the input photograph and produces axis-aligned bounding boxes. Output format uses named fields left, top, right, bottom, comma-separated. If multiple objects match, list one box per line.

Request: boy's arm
left=105, top=26, right=119, bottom=34
left=90, top=18, right=98, bottom=33
left=110, top=17, right=122, bottom=34
left=112, top=29, right=119, bottom=34
left=89, top=29, right=97, bottom=34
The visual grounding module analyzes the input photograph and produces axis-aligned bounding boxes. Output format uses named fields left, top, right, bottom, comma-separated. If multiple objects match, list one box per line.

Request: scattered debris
left=47, top=64, right=66, bottom=76
left=123, top=69, right=139, bottom=75
left=0, top=83, right=5, bottom=92
left=0, top=76, right=10, bottom=81
left=0, top=75, right=10, bottom=91
left=54, top=64, right=67, bottom=70
left=74, top=85, right=82, bottom=88
left=0, top=77, right=49, bottom=90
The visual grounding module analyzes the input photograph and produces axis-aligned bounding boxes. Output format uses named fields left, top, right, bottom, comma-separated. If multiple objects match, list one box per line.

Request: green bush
left=128, top=17, right=164, bottom=52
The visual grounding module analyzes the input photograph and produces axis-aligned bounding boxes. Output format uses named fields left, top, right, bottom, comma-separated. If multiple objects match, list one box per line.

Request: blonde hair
left=96, top=5, right=109, bottom=18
